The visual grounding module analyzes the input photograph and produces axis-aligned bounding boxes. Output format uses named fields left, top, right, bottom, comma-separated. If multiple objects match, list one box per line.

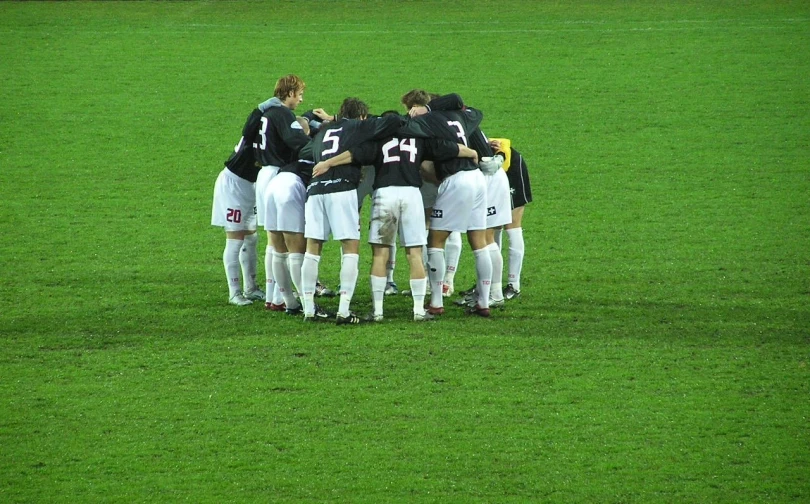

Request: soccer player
left=493, top=138, right=533, bottom=299
left=211, top=98, right=273, bottom=306
left=299, top=98, right=405, bottom=324
left=253, top=75, right=311, bottom=310
left=400, top=91, right=493, bottom=317
left=315, top=114, right=479, bottom=321
left=447, top=138, right=532, bottom=302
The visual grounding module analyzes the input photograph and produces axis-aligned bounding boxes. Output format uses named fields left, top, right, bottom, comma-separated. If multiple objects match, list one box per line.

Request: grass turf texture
left=1, top=1, right=808, bottom=502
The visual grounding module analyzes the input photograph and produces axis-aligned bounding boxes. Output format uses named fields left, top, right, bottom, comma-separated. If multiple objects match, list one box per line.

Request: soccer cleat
left=489, top=298, right=506, bottom=309
left=459, top=284, right=477, bottom=297
left=413, top=311, right=436, bottom=322
left=266, top=302, right=286, bottom=311
left=384, top=282, right=399, bottom=296
left=504, top=284, right=521, bottom=300
left=303, top=304, right=333, bottom=321
left=284, top=304, right=303, bottom=315
left=466, top=304, right=491, bottom=317
left=364, top=312, right=384, bottom=322
left=336, top=312, right=362, bottom=325
left=244, top=288, right=266, bottom=301
left=315, top=281, right=336, bottom=297
left=425, top=305, right=445, bottom=316
left=454, top=293, right=475, bottom=306
left=228, top=294, right=253, bottom=306
left=442, top=283, right=454, bottom=297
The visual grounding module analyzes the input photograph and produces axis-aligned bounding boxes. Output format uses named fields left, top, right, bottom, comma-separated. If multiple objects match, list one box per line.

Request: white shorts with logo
left=368, top=186, right=427, bottom=247
left=420, top=181, right=439, bottom=209
left=256, top=165, right=280, bottom=227
left=211, top=168, right=257, bottom=231
left=264, top=172, right=306, bottom=233
left=305, top=189, right=361, bottom=241
left=430, top=169, right=487, bottom=233
left=485, top=168, right=513, bottom=228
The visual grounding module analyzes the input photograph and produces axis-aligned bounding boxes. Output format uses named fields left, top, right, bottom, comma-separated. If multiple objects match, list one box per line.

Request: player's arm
left=427, top=138, right=479, bottom=165
left=312, top=150, right=353, bottom=177
left=409, top=93, right=465, bottom=117
left=275, top=110, right=310, bottom=153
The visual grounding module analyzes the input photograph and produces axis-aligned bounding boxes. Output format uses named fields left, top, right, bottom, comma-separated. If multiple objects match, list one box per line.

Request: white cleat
left=244, top=288, right=266, bottom=301
left=228, top=294, right=253, bottom=306
left=413, top=311, right=436, bottom=322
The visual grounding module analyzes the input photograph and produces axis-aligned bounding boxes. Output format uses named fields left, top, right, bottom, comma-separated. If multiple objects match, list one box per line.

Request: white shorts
left=211, top=168, right=257, bottom=231
left=265, top=172, right=306, bottom=233
left=485, top=169, right=513, bottom=228
left=356, top=165, right=375, bottom=208
left=368, top=186, right=427, bottom=247
left=430, top=170, right=487, bottom=232
left=255, top=165, right=280, bottom=227
left=305, top=190, right=361, bottom=241
left=420, top=181, right=439, bottom=209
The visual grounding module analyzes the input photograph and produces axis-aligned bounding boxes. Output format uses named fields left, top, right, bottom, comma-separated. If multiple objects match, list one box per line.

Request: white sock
left=264, top=245, right=275, bottom=303
left=240, top=233, right=259, bottom=293
left=410, top=277, right=427, bottom=315
left=488, top=243, right=504, bottom=302
left=494, top=228, right=503, bottom=249
left=338, top=253, right=360, bottom=317
left=272, top=251, right=299, bottom=309
left=444, top=231, right=462, bottom=287
left=506, top=227, right=524, bottom=291
left=224, top=239, right=244, bottom=298
left=288, top=253, right=305, bottom=299
left=370, top=275, right=387, bottom=317
left=427, top=248, right=445, bottom=308
left=301, top=253, right=321, bottom=316
left=386, top=244, right=396, bottom=283
left=473, top=247, right=492, bottom=309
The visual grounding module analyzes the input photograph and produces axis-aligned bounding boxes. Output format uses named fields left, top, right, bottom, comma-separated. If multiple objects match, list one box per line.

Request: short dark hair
left=337, top=97, right=369, bottom=119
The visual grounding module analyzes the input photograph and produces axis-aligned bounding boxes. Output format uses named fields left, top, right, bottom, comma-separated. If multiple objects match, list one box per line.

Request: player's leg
left=332, top=190, right=362, bottom=324
left=284, top=232, right=307, bottom=306
left=485, top=228, right=505, bottom=307
left=302, top=194, right=329, bottom=319
left=504, top=206, right=525, bottom=298
left=405, top=246, right=430, bottom=320
left=212, top=169, right=255, bottom=305
left=269, top=231, right=301, bottom=312
left=443, top=231, right=463, bottom=296
left=337, top=238, right=360, bottom=322
left=369, top=244, right=389, bottom=321
left=384, top=243, right=398, bottom=295
left=426, top=228, right=451, bottom=312
left=467, top=229, right=492, bottom=315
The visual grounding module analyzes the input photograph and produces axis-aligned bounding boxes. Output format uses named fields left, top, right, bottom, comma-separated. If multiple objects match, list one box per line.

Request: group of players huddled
left=211, top=75, right=532, bottom=324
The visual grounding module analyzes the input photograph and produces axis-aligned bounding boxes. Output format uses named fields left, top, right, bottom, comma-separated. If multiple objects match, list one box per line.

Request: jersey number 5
left=321, top=127, right=344, bottom=156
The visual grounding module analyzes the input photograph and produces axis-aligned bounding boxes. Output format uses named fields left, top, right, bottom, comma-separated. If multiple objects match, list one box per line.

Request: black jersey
left=224, top=108, right=263, bottom=182
left=278, top=158, right=316, bottom=188
left=303, top=115, right=404, bottom=196
left=427, top=93, right=494, bottom=158
left=253, top=105, right=310, bottom=168
left=399, top=107, right=483, bottom=182
left=351, top=137, right=461, bottom=190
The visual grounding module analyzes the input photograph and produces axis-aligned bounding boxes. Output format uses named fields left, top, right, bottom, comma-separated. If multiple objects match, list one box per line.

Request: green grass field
left=1, top=1, right=808, bottom=502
